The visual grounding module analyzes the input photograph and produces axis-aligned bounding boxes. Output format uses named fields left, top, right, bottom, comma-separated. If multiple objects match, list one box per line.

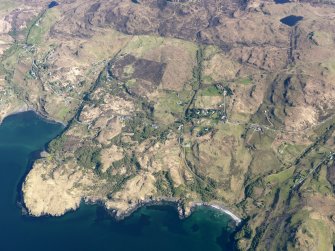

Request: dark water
left=48, top=1, right=59, bottom=8
left=280, top=15, right=304, bottom=26
left=274, top=0, right=290, bottom=4
left=0, top=111, right=236, bottom=251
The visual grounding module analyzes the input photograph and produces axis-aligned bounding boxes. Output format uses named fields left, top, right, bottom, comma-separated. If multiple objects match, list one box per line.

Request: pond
left=280, top=15, right=304, bottom=27
left=48, top=1, right=59, bottom=8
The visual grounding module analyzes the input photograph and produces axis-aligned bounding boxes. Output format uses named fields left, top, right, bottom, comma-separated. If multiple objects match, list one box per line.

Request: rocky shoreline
left=21, top=191, right=242, bottom=226
left=11, top=109, right=242, bottom=226
left=65, top=197, right=242, bottom=225
left=90, top=198, right=183, bottom=221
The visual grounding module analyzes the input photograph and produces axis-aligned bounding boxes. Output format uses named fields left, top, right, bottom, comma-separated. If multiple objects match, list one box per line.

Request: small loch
left=48, top=1, right=59, bottom=8
left=280, top=15, right=304, bottom=26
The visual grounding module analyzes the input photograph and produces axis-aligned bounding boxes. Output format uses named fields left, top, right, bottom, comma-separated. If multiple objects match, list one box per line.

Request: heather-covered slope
left=0, top=0, right=334, bottom=250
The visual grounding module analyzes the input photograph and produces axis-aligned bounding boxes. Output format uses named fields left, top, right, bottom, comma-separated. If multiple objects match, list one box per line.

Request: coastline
left=0, top=107, right=67, bottom=127
left=9, top=110, right=242, bottom=226
left=83, top=198, right=242, bottom=225
left=0, top=106, right=30, bottom=125
left=85, top=197, right=183, bottom=221
left=2, top=106, right=238, bottom=250
left=191, top=202, right=242, bottom=224
left=21, top=191, right=242, bottom=226
left=22, top=195, right=242, bottom=226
